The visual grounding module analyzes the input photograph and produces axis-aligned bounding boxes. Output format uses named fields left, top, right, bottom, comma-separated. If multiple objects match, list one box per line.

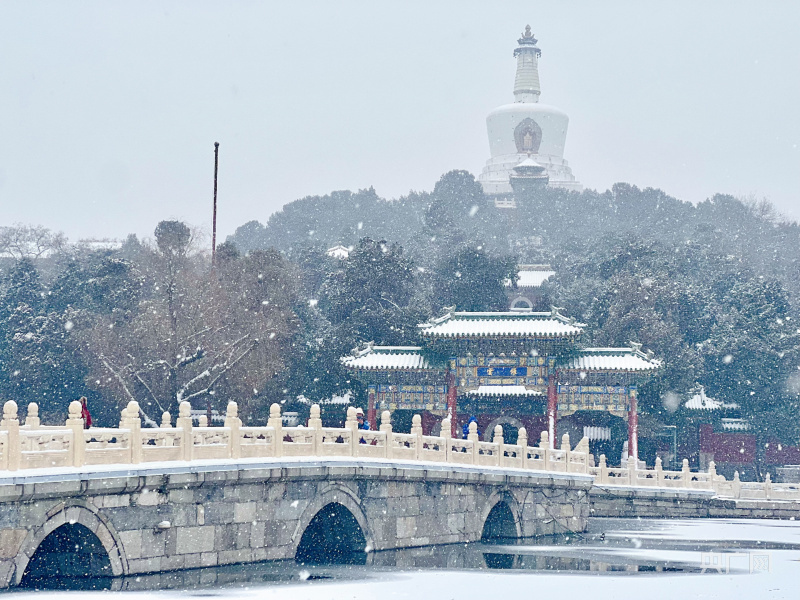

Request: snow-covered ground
left=7, top=518, right=800, bottom=600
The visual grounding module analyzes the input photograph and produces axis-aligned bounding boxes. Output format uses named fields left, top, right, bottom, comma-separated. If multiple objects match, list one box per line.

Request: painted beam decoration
left=557, top=384, right=630, bottom=413
left=375, top=383, right=449, bottom=412
left=456, top=354, right=554, bottom=388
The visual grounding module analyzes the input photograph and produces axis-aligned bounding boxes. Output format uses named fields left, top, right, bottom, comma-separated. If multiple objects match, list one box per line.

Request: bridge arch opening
left=481, top=501, right=517, bottom=541
left=20, top=523, right=113, bottom=590
left=296, top=502, right=367, bottom=565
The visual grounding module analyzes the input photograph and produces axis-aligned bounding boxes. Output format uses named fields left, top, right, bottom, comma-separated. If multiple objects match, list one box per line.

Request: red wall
left=699, top=424, right=755, bottom=464
left=765, top=439, right=800, bottom=465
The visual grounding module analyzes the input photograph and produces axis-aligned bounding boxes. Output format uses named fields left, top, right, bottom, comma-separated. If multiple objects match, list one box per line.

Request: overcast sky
left=1, top=1, right=799, bottom=243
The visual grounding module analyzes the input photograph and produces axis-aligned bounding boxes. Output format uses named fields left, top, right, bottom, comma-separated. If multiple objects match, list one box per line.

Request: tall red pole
left=547, top=370, right=558, bottom=449
left=446, top=370, right=458, bottom=438
left=367, top=386, right=377, bottom=431
left=212, top=142, right=219, bottom=265
left=628, top=388, right=638, bottom=460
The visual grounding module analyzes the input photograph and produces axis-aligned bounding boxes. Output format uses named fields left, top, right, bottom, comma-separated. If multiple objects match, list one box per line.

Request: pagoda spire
left=513, top=25, right=542, bottom=103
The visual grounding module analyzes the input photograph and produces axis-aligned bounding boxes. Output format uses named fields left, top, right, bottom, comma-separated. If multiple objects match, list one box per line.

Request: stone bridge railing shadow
left=0, top=399, right=797, bottom=501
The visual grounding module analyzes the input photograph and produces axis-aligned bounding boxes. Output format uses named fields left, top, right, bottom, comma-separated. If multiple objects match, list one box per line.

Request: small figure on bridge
left=80, top=397, right=92, bottom=429
left=356, top=408, right=370, bottom=430
left=463, top=416, right=480, bottom=440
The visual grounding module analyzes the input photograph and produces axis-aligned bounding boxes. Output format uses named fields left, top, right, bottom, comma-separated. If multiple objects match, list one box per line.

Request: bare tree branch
left=182, top=340, right=259, bottom=403
left=132, top=371, right=166, bottom=415
left=99, top=354, right=158, bottom=424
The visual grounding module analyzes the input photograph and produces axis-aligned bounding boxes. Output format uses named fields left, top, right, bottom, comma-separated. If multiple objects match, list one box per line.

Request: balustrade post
left=308, top=404, right=322, bottom=456
left=161, top=411, right=172, bottom=428
left=627, top=453, right=636, bottom=485
left=225, top=401, right=242, bottom=459
left=440, top=417, right=451, bottom=463
left=380, top=410, right=393, bottom=459
left=655, top=457, right=664, bottom=486
left=764, top=473, right=772, bottom=500
left=561, top=433, right=571, bottom=472
left=345, top=406, right=358, bottom=457
left=66, top=400, right=85, bottom=467
left=467, top=421, right=479, bottom=464
left=575, top=437, right=590, bottom=473
left=494, top=425, right=504, bottom=467
left=539, top=430, right=550, bottom=470
left=681, top=458, right=691, bottom=487
left=411, top=414, right=423, bottom=460
left=707, top=461, right=717, bottom=492
left=198, top=415, right=208, bottom=427
left=732, top=471, right=741, bottom=498
left=126, top=401, right=142, bottom=464
left=1, top=401, right=21, bottom=471
left=518, top=427, right=528, bottom=469
left=177, top=401, right=194, bottom=461
left=24, top=403, right=40, bottom=429
left=599, top=454, right=608, bottom=484
left=268, top=403, right=283, bottom=458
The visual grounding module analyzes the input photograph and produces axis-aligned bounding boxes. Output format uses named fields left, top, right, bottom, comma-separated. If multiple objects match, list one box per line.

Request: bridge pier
left=0, top=459, right=591, bottom=589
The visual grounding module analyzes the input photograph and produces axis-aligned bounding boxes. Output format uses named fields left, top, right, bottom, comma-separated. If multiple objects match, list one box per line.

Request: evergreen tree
left=435, top=246, right=517, bottom=312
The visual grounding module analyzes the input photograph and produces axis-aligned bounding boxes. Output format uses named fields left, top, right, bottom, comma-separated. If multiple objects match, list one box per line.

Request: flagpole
left=212, top=142, right=219, bottom=265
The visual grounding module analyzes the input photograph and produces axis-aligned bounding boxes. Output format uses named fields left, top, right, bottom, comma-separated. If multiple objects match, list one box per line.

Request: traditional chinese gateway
left=342, top=307, right=660, bottom=465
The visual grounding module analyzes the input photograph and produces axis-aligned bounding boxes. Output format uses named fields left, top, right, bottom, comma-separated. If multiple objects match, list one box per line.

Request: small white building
left=478, top=26, right=582, bottom=204
left=505, top=264, right=556, bottom=310
left=326, top=245, right=350, bottom=260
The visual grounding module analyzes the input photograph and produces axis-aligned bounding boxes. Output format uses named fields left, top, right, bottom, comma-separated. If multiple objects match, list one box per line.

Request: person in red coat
left=80, top=396, right=92, bottom=429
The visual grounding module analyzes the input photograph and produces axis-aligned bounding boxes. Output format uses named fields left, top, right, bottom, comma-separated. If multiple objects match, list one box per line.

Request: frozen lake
left=5, top=518, right=799, bottom=600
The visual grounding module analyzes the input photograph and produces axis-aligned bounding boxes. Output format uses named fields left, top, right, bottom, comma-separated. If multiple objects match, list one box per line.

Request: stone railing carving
left=0, top=399, right=798, bottom=501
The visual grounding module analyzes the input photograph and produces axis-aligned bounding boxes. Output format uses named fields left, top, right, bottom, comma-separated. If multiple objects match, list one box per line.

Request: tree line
left=1, top=171, right=798, bottom=449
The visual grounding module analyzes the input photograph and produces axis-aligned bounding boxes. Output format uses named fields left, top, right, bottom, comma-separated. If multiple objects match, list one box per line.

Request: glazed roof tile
left=341, top=345, right=431, bottom=371
left=420, top=309, right=583, bottom=339
left=562, top=347, right=661, bottom=372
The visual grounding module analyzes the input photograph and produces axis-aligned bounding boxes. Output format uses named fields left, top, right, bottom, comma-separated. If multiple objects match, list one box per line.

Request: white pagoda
left=478, top=26, right=582, bottom=205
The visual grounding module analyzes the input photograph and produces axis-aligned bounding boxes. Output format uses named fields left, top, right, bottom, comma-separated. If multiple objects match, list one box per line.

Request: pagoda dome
left=479, top=26, right=581, bottom=198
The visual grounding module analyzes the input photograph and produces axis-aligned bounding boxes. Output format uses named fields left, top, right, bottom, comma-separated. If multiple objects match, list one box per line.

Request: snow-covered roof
left=341, top=345, right=431, bottom=371
left=326, top=245, right=350, bottom=259
left=685, top=387, right=722, bottom=410
left=325, top=391, right=352, bottom=405
left=516, top=157, right=544, bottom=169
left=419, top=308, right=583, bottom=339
left=721, top=418, right=751, bottom=432
left=466, top=385, right=543, bottom=397
left=583, top=426, right=611, bottom=441
left=684, top=386, right=739, bottom=411
left=76, top=238, right=123, bottom=251
left=504, top=264, right=555, bottom=288
left=562, top=346, right=661, bottom=372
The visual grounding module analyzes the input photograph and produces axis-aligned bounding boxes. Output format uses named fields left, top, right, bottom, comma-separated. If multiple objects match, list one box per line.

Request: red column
left=367, top=386, right=377, bottom=431
left=446, top=371, right=458, bottom=438
left=628, top=388, right=638, bottom=460
left=547, top=372, right=558, bottom=449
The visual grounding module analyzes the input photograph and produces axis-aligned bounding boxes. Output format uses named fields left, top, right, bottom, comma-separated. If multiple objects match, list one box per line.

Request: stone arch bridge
left=2, top=399, right=800, bottom=589
left=0, top=459, right=590, bottom=588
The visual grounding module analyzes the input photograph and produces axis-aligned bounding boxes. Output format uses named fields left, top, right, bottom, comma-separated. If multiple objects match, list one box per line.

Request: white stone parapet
left=0, top=400, right=796, bottom=501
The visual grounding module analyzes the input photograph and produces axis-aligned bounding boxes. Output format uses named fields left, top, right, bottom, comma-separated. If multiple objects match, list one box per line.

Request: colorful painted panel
left=376, top=383, right=448, bottom=412
left=557, top=384, right=630, bottom=412
left=456, top=354, right=553, bottom=388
